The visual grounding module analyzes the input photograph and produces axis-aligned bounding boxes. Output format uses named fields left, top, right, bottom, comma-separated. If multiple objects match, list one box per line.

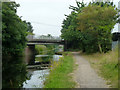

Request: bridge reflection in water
left=25, top=35, right=67, bottom=65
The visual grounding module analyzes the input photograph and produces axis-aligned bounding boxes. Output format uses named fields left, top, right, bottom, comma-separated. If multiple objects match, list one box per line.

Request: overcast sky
left=15, top=0, right=120, bottom=36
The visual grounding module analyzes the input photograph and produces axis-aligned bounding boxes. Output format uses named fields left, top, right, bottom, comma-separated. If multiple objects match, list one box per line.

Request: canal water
left=23, top=55, right=62, bottom=88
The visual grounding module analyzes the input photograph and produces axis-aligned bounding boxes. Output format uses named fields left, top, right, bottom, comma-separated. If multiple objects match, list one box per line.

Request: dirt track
left=72, top=52, right=109, bottom=88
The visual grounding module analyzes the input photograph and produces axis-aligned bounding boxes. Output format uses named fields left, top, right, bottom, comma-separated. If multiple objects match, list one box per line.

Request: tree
left=76, top=4, right=117, bottom=53
left=61, top=1, right=86, bottom=50
left=24, top=21, right=34, bottom=35
left=61, top=1, right=118, bottom=53
left=2, top=2, right=28, bottom=56
left=2, top=2, right=29, bottom=88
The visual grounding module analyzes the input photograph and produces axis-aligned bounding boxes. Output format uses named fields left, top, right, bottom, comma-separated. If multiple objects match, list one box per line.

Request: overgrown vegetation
left=35, top=45, right=47, bottom=55
left=35, top=44, right=56, bottom=64
left=44, top=52, right=76, bottom=88
left=2, top=2, right=34, bottom=88
left=61, top=1, right=119, bottom=53
left=35, top=56, right=53, bottom=64
left=2, top=2, right=34, bottom=56
left=82, top=48, right=118, bottom=88
left=61, top=1, right=119, bottom=88
left=35, top=34, right=61, bottom=55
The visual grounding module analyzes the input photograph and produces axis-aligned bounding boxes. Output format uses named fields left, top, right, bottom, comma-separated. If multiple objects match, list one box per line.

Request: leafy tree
left=77, top=4, right=117, bottom=53
left=2, top=2, right=31, bottom=88
left=2, top=2, right=28, bottom=56
left=24, top=21, right=34, bottom=35
left=69, top=0, right=85, bottom=12
left=61, top=1, right=118, bottom=53
left=61, top=1, right=86, bottom=50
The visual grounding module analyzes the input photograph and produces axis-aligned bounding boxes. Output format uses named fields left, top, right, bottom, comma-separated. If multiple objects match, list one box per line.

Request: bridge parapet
left=26, top=35, right=63, bottom=42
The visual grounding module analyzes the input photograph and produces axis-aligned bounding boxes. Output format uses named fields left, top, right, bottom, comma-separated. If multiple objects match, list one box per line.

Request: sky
left=15, top=0, right=120, bottom=36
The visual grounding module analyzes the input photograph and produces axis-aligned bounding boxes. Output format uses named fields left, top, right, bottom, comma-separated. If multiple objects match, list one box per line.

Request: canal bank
left=44, top=52, right=76, bottom=88
left=23, top=54, right=62, bottom=88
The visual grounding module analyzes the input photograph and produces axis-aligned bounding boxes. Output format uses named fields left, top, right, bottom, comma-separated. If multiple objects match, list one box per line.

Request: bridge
left=25, top=35, right=67, bottom=65
left=27, top=35, right=65, bottom=45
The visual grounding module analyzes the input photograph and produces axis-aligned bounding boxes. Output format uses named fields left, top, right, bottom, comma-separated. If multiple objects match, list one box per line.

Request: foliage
left=38, top=34, right=54, bottom=39
left=35, top=45, right=47, bottom=55
left=61, top=13, right=82, bottom=49
left=45, top=44, right=55, bottom=55
left=24, top=21, right=34, bottom=35
left=35, top=44, right=56, bottom=64
left=77, top=4, right=117, bottom=53
left=61, top=1, right=86, bottom=50
left=35, top=34, right=61, bottom=55
left=61, top=1, right=118, bottom=53
left=35, top=44, right=55, bottom=64
left=25, top=21, right=33, bottom=33
left=2, top=2, right=28, bottom=56
left=2, top=57, right=28, bottom=88
left=2, top=2, right=33, bottom=88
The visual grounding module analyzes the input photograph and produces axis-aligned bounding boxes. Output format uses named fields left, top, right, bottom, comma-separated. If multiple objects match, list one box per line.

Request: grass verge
left=44, top=52, right=76, bottom=88
left=82, top=49, right=118, bottom=88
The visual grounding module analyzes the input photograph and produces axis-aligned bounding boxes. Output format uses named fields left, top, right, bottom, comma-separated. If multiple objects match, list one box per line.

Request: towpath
left=72, top=52, right=109, bottom=88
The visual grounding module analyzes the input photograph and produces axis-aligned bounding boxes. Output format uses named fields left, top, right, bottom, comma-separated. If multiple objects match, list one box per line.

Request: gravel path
left=72, top=52, right=109, bottom=88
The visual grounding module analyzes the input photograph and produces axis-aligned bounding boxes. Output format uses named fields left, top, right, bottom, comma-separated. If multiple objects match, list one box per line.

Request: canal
left=23, top=55, right=62, bottom=88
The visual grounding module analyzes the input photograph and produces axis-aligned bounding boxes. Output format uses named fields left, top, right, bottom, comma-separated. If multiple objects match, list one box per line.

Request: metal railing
left=26, top=35, right=63, bottom=41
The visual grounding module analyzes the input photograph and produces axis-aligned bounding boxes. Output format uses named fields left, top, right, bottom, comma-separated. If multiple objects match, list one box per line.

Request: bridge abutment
left=25, top=45, right=35, bottom=65
left=64, top=41, right=67, bottom=51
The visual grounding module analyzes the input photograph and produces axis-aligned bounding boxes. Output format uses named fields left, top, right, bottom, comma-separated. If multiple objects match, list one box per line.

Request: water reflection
left=2, top=54, right=62, bottom=88
left=23, top=69, right=49, bottom=88
left=53, top=55, right=62, bottom=61
left=2, top=56, right=28, bottom=88
left=22, top=55, right=62, bottom=88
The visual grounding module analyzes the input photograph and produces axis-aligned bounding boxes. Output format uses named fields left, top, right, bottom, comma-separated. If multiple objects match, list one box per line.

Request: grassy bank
left=82, top=49, right=118, bottom=88
left=44, top=52, right=76, bottom=88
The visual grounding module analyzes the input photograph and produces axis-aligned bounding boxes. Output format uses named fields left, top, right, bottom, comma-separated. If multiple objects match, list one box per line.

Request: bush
left=35, top=45, right=47, bottom=55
